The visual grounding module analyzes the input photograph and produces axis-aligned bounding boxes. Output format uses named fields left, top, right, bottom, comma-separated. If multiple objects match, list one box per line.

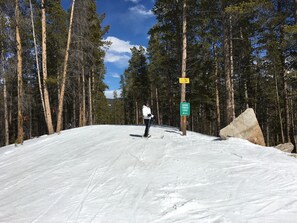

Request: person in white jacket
left=142, top=103, right=154, bottom=137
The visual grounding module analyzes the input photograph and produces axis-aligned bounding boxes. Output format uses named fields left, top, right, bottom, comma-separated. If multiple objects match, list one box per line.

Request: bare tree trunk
left=191, top=113, right=194, bottom=131
left=180, top=0, right=187, bottom=135
left=156, top=87, right=160, bottom=125
left=135, top=101, right=139, bottom=124
left=283, top=70, right=290, bottom=142
left=16, top=0, right=23, bottom=144
left=28, top=94, right=32, bottom=139
left=2, top=46, right=9, bottom=145
left=82, top=65, right=86, bottom=126
left=91, top=65, right=95, bottom=92
left=72, top=85, right=76, bottom=128
left=88, top=74, right=92, bottom=125
left=41, top=0, right=54, bottom=134
left=56, top=0, right=76, bottom=132
left=274, top=68, right=285, bottom=143
left=214, top=44, right=221, bottom=135
left=229, top=16, right=235, bottom=120
left=78, top=69, right=83, bottom=127
left=29, top=0, right=48, bottom=130
left=290, top=88, right=296, bottom=147
left=78, top=64, right=86, bottom=127
left=89, top=65, right=95, bottom=125
left=266, top=108, right=270, bottom=147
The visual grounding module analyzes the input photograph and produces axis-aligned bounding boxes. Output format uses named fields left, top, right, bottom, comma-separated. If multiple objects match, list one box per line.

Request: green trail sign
left=180, top=102, right=190, bottom=116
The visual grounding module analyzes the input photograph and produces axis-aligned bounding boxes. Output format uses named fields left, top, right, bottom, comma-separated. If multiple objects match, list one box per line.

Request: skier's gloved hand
left=148, top=114, right=151, bottom=117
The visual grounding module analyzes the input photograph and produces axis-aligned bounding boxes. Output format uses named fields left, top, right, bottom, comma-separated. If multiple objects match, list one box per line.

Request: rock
left=219, top=108, right=266, bottom=146
left=288, top=154, right=297, bottom=159
left=275, top=142, right=294, bottom=153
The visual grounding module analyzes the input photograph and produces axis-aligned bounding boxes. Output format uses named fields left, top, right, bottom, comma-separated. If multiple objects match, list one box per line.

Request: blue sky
left=63, top=0, right=156, bottom=98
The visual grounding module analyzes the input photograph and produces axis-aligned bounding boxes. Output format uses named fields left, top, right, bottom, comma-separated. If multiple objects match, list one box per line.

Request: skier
left=142, top=103, right=154, bottom=137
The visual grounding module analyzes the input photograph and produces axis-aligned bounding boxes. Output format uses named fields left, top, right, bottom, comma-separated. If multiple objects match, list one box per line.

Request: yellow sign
left=179, top=78, right=190, bottom=84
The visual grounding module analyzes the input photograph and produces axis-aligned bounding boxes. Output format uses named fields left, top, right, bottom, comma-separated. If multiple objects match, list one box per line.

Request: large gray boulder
left=219, top=108, right=266, bottom=146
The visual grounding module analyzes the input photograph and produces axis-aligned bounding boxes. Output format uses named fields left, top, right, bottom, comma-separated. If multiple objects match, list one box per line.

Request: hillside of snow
left=1, top=125, right=297, bottom=223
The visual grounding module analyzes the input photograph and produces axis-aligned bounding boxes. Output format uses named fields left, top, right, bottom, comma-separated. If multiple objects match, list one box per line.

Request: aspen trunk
left=29, top=0, right=48, bottom=129
left=16, top=0, right=23, bottom=144
left=2, top=47, right=9, bottom=145
left=41, top=0, right=54, bottom=134
left=56, top=0, right=76, bottom=132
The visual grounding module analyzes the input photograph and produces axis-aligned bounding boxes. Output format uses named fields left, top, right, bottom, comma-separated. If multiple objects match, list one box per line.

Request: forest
left=0, top=0, right=296, bottom=148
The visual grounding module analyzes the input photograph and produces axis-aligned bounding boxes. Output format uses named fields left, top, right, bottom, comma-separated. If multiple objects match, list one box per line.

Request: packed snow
left=1, top=125, right=297, bottom=223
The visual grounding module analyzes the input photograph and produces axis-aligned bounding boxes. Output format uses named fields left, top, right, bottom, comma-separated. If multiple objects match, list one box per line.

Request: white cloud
left=111, top=73, right=121, bottom=78
left=105, top=36, right=134, bottom=54
left=107, top=72, right=121, bottom=79
left=104, top=36, right=144, bottom=68
left=129, top=5, right=153, bottom=17
left=124, top=0, right=140, bottom=3
left=105, top=51, right=130, bottom=63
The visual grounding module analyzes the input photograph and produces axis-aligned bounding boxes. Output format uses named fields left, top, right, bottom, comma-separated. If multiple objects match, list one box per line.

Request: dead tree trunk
left=56, top=0, right=76, bottom=132
left=29, top=0, right=48, bottom=130
left=41, top=0, right=54, bottom=134
left=16, top=0, right=23, bottom=144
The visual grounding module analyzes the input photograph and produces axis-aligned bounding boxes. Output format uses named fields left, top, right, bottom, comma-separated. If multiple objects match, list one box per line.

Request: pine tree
left=122, top=46, right=150, bottom=124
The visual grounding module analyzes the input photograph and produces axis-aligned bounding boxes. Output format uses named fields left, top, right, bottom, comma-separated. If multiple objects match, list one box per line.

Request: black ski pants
left=144, top=119, right=151, bottom=137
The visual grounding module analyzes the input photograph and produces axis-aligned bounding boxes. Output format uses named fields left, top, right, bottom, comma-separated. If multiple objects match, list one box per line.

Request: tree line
left=0, top=0, right=296, bottom=148
left=121, top=0, right=297, bottom=147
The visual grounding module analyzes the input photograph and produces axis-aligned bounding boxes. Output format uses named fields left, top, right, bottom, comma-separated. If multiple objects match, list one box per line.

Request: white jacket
left=142, top=105, right=153, bottom=119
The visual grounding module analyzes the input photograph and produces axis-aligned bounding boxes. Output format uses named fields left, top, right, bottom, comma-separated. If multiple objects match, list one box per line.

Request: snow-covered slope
left=1, top=125, right=297, bottom=223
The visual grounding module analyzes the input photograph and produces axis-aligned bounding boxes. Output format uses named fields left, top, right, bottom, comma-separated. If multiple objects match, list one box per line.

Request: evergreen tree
left=121, top=46, right=150, bottom=124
